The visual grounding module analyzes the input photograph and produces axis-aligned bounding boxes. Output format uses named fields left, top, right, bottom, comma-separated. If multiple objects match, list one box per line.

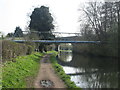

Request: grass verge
left=2, top=52, right=43, bottom=88
left=48, top=51, right=81, bottom=89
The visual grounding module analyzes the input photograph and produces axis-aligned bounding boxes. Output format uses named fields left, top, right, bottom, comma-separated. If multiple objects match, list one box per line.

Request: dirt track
left=34, top=55, right=66, bottom=88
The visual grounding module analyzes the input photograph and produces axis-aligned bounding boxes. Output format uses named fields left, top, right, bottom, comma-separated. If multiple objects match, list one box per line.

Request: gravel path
left=34, top=55, right=66, bottom=88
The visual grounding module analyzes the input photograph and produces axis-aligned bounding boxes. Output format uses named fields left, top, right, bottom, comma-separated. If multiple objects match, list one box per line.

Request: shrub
left=2, top=40, right=35, bottom=62
left=26, top=45, right=34, bottom=55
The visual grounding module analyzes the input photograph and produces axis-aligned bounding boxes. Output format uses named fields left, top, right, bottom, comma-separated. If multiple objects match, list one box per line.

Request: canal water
left=56, top=51, right=119, bottom=88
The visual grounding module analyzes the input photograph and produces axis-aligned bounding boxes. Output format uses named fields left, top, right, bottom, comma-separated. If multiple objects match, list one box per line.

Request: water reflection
left=58, top=51, right=72, bottom=62
left=57, top=51, right=118, bottom=88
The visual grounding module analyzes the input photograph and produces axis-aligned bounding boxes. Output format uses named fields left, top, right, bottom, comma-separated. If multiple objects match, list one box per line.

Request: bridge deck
left=12, top=40, right=101, bottom=43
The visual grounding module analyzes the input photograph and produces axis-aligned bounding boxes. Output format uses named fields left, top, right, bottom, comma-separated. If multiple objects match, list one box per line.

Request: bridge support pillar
left=55, top=44, right=59, bottom=51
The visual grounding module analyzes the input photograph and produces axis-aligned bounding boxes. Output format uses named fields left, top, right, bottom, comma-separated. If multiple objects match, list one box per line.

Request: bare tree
left=80, top=1, right=119, bottom=41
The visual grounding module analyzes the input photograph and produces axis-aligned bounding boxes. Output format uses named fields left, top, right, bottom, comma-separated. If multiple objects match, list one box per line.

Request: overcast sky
left=0, top=0, right=111, bottom=36
left=0, top=0, right=88, bottom=35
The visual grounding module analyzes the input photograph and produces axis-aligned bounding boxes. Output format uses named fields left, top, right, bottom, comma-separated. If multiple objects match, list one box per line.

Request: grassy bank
left=48, top=51, right=81, bottom=89
left=2, top=52, right=43, bottom=88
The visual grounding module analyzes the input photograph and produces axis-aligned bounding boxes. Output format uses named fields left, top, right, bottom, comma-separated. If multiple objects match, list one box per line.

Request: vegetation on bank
left=2, top=52, right=43, bottom=88
left=2, top=50, right=80, bottom=88
left=59, top=50, right=72, bottom=52
left=2, top=40, right=35, bottom=62
left=49, top=51, right=81, bottom=89
left=72, top=41, right=118, bottom=57
left=73, top=2, right=119, bottom=57
left=46, top=50, right=58, bottom=55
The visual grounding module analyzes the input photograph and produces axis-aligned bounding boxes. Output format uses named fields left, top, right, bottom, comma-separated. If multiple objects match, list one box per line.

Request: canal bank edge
left=2, top=52, right=44, bottom=88
left=49, top=51, right=81, bottom=89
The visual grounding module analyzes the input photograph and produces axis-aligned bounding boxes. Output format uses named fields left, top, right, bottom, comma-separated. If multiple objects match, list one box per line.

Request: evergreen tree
left=6, top=33, right=14, bottom=37
left=14, top=26, right=23, bottom=37
left=29, top=6, right=55, bottom=40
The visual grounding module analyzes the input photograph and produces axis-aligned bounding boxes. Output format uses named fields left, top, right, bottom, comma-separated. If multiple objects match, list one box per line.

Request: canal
left=56, top=51, right=119, bottom=88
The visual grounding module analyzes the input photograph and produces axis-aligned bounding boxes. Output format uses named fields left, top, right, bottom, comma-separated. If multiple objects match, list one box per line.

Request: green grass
left=2, top=52, right=43, bottom=88
left=49, top=52, right=81, bottom=89
left=45, top=50, right=58, bottom=56
left=59, top=50, right=72, bottom=52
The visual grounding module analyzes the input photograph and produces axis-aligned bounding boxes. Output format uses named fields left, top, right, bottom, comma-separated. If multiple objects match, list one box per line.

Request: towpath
left=34, top=55, right=66, bottom=88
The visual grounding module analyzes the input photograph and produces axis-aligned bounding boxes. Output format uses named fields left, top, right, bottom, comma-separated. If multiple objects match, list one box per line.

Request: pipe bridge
left=12, top=40, right=101, bottom=44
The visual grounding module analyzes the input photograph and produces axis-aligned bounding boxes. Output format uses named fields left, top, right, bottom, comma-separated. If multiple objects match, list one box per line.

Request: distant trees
left=29, top=6, right=55, bottom=40
left=73, top=1, right=120, bottom=57
left=6, top=26, right=23, bottom=38
left=80, top=2, right=120, bottom=41
left=0, top=32, right=4, bottom=39
left=6, top=33, right=14, bottom=37
left=14, top=26, right=23, bottom=37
